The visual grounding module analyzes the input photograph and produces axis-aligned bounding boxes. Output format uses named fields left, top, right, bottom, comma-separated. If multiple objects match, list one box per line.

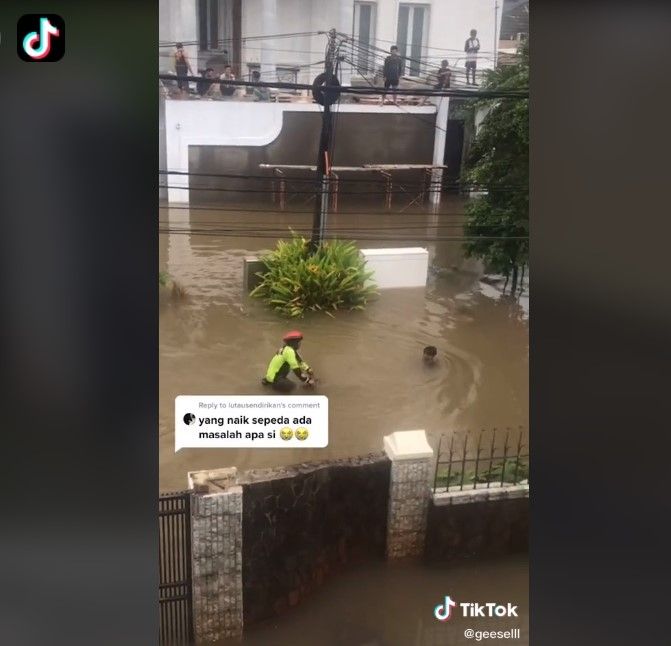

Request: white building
left=160, top=0, right=502, bottom=84
left=159, top=1, right=503, bottom=206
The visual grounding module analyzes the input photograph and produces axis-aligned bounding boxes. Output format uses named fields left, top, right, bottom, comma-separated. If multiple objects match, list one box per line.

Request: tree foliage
left=463, top=42, right=529, bottom=292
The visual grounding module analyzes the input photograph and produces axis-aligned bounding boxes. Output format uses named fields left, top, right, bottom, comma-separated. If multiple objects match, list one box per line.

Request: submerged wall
left=184, top=432, right=529, bottom=641
left=164, top=100, right=437, bottom=205
left=425, top=489, right=529, bottom=562
left=239, top=454, right=391, bottom=624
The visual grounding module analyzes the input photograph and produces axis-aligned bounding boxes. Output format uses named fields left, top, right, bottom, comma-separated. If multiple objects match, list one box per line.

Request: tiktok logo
left=434, top=595, right=457, bottom=622
left=17, top=15, right=65, bottom=62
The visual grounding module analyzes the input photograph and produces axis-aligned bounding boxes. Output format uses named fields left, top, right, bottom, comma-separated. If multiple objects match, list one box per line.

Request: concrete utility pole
left=310, top=28, right=339, bottom=252
left=430, top=96, right=450, bottom=208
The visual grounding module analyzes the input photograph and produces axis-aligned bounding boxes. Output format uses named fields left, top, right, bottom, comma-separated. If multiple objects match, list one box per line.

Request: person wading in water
left=262, top=331, right=315, bottom=392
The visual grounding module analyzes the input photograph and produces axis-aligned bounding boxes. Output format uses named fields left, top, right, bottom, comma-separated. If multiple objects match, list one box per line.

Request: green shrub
left=159, top=271, right=187, bottom=300
left=435, top=460, right=529, bottom=489
left=250, top=236, right=377, bottom=317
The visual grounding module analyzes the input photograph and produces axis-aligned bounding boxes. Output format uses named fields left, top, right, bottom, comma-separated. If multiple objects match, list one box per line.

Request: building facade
left=159, top=1, right=503, bottom=206
left=160, top=0, right=502, bottom=84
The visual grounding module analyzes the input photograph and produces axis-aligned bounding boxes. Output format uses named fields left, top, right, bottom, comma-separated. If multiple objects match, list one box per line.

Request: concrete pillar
left=383, top=430, right=434, bottom=559
left=260, top=0, right=278, bottom=79
left=189, top=468, right=243, bottom=642
left=243, top=255, right=266, bottom=292
left=430, top=97, right=450, bottom=206
left=164, top=101, right=189, bottom=205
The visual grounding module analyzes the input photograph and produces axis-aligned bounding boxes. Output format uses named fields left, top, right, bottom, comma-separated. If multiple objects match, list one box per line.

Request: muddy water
left=159, top=199, right=528, bottom=492
left=217, top=554, right=529, bottom=646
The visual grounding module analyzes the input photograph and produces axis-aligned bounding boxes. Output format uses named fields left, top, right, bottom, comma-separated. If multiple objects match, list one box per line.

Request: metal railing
left=432, top=427, right=528, bottom=494
left=159, top=491, right=194, bottom=645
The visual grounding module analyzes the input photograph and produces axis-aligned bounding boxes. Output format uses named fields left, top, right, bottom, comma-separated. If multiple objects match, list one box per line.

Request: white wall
left=360, top=248, right=429, bottom=288
left=375, top=0, right=500, bottom=71
left=164, top=99, right=435, bottom=203
left=159, top=0, right=198, bottom=73
left=159, top=0, right=502, bottom=83
left=240, top=0, right=354, bottom=84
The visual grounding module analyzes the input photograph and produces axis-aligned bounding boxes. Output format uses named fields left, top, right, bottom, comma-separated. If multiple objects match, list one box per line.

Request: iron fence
left=159, top=491, right=194, bottom=645
left=433, top=427, right=529, bottom=494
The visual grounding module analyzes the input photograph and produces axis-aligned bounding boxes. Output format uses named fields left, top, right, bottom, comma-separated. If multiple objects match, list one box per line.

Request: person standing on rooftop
left=381, top=45, right=404, bottom=105
left=464, top=29, right=481, bottom=86
left=174, top=43, right=193, bottom=98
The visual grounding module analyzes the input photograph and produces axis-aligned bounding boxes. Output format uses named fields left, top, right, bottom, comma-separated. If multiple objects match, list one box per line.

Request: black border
left=0, top=1, right=158, bottom=644
left=531, top=1, right=670, bottom=644
left=0, top=1, right=669, bottom=644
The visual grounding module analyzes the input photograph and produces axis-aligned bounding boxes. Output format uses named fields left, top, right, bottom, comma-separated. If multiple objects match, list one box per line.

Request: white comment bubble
left=175, top=395, right=328, bottom=452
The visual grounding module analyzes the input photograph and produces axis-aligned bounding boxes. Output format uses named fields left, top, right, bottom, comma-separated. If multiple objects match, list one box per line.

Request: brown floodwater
left=217, top=554, right=529, bottom=646
left=159, top=198, right=528, bottom=492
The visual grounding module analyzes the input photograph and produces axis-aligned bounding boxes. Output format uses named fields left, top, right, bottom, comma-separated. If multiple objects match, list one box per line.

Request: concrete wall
left=360, top=248, right=429, bottom=289
left=425, top=490, right=529, bottom=562
left=185, top=431, right=529, bottom=637
left=164, top=100, right=436, bottom=204
left=239, top=454, right=391, bottom=624
left=388, top=0, right=499, bottom=69
left=159, top=0, right=198, bottom=73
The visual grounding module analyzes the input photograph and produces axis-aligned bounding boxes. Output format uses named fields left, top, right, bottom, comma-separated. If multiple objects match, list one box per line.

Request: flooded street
left=217, top=554, right=529, bottom=645
left=159, top=198, right=528, bottom=492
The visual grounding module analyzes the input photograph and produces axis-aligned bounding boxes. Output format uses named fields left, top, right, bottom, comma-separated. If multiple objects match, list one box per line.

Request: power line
left=158, top=170, right=527, bottom=191
left=158, top=31, right=320, bottom=47
left=159, top=222, right=526, bottom=232
left=158, top=183, right=526, bottom=197
left=159, top=232, right=529, bottom=242
left=158, top=204, right=479, bottom=217
left=344, top=54, right=455, bottom=139
left=158, top=73, right=528, bottom=98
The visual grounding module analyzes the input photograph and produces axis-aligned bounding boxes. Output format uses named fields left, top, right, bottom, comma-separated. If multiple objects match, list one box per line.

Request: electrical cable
left=158, top=184, right=525, bottom=196
left=159, top=73, right=528, bottom=98
left=158, top=228, right=528, bottom=242
left=158, top=170, right=526, bottom=191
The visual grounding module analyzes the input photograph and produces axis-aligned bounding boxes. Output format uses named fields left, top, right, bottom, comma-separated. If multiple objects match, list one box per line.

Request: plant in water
left=250, top=235, right=377, bottom=317
left=159, top=271, right=187, bottom=300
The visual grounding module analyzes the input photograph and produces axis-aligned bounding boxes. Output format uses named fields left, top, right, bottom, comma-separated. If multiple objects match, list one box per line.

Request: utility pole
left=309, top=28, right=339, bottom=252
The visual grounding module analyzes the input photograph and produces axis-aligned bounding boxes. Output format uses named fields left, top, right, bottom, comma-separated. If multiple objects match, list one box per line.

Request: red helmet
left=283, top=330, right=303, bottom=341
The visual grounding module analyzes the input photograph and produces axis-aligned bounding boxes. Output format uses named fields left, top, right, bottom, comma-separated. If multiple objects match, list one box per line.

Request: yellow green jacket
left=265, top=345, right=310, bottom=382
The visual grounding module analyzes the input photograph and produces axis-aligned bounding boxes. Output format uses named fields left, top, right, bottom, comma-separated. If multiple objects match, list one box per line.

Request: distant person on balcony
left=219, top=65, right=237, bottom=98
left=422, top=59, right=451, bottom=105
left=464, top=29, right=481, bottom=85
left=381, top=45, right=404, bottom=105
left=251, top=70, right=271, bottom=101
left=196, top=68, right=218, bottom=98
left=173, top=43, right=193, bottom=98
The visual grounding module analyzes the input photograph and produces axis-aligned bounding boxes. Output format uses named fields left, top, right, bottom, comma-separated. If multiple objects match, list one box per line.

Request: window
left=276, top=66, right=299, bottom=85
left=198, top=0, right=233, bottom=52
left=396, top=3, right=430, bottom=76
left=353, top=2, right=377, bottom=74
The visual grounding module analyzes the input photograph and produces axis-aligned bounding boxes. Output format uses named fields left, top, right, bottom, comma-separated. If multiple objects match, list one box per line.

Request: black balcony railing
left=433, top=427, right=529, bottom=494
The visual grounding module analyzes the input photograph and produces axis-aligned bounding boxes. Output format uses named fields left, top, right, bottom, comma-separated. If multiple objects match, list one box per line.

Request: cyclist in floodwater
left=262, top=331, right=315, bottom=392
